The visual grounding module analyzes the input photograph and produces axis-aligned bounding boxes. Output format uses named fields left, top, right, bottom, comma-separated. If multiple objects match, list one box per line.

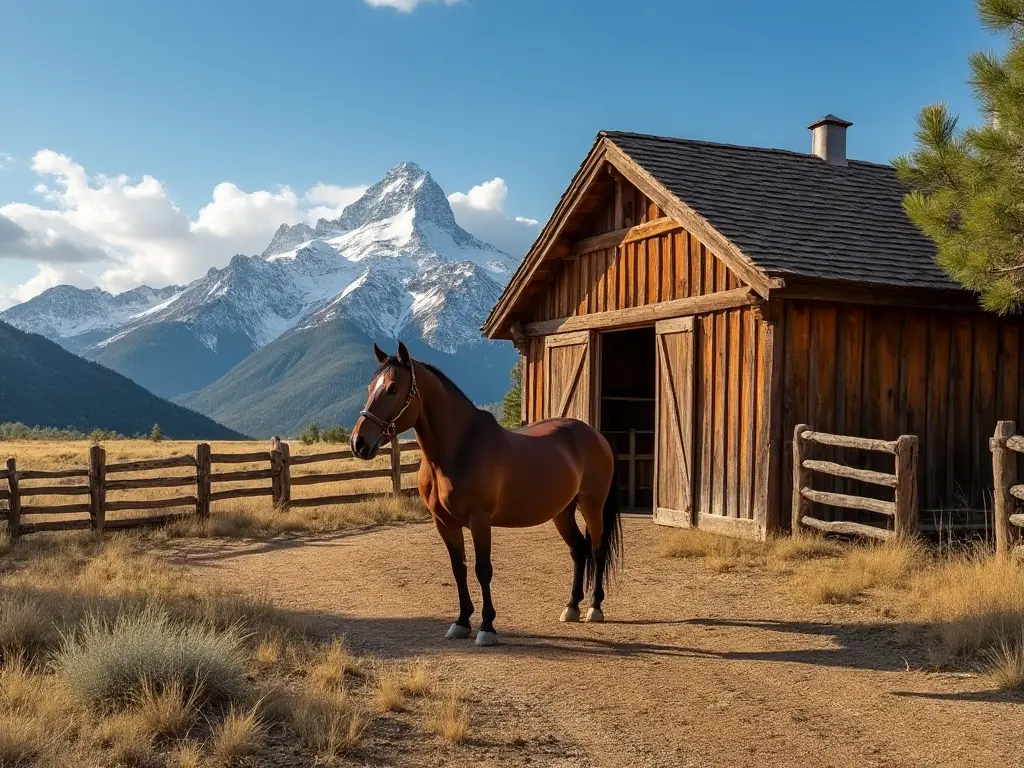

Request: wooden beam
left=774, top=277, right=983, bottom=313
left=525, top=287, right=756, bottom=337
left=696, top=513, right=761, bottom=540
left=800, top=515, right=894, bottom=541
left=800, top=429, right=898, bottom=454
left=801, top=487, right=896, bottom=517
left=802, top=460, right=897, bottom=488
left=603, top=141, right=778, bottom=299
left=106, top=456, right=196, bottom=473
left=569, top=218, right=679, bottom=257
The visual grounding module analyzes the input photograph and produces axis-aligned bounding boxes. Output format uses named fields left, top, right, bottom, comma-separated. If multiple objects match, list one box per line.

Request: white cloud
left=365, top=0, right=461, bottom=11
left=0, top=153, right=13, bottom=172
left=448, top=178, right=541, bottom=258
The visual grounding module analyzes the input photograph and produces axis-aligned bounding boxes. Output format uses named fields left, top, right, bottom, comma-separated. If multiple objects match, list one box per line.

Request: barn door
left=544, top=331, right=592, bottom=422
left=654, top=317, right=696, bottom=526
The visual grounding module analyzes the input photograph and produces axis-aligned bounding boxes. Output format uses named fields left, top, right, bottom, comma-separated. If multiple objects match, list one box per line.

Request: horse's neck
left=411, top=364, right=478, bottom=472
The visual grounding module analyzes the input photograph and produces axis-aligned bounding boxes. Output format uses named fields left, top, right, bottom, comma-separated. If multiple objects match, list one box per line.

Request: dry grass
left=211, top=705, right=266, bottom=764
left=0, top=521, right=456, bottom=764
left=792, top=538, right=928, bottom=605
left=427, top=684, right=470, bottom=745
left=289, top=689, right=369, bottom=760
left=372, top=664, right=408, bottom=712
left=660, top=528, right=845, bottom=574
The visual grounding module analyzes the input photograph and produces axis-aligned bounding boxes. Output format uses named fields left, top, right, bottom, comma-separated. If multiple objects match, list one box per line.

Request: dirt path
left=172, top=519, right=1023, bottom=768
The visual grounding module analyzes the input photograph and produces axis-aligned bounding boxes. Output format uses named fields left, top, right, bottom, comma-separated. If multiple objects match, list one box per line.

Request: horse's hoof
left=585, top=607, right=604, bottom=623
left=474, top=630, right=498, bottom=647
left=559, top=606, right=580, bottom=623
left=446, top=623, right=472, bottom=640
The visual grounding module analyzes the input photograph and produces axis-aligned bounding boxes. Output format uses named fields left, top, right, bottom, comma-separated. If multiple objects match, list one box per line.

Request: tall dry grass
left=0, top=531, right=470, bottom=764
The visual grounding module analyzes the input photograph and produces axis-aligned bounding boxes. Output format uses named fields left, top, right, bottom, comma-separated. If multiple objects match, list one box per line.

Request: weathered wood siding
left=692, top=306, right=770, bottom=527
left=775, top=299, right=1024, bottom=525
left=523, top=180, right=742, bottom=423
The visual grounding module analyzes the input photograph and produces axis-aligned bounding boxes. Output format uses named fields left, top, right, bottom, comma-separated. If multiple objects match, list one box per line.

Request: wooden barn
left=483, top=116, right=1024, bottom=539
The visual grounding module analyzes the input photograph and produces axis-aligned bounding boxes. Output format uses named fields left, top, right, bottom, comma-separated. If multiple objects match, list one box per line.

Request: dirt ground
left=169, top=518, right=1023, bottom=768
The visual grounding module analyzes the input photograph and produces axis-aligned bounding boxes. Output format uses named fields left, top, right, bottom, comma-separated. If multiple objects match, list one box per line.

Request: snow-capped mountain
left=1, top=162, right=522, bottom=406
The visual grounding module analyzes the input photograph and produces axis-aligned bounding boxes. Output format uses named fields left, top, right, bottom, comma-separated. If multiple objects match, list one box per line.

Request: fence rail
left=2, top=438, right=420, bottom=540
left=792, top=424, right=919, bottom=541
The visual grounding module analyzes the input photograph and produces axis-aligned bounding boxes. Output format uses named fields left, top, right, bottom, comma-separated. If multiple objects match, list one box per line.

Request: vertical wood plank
left=675, top=230, right=688, bottom=299
left=792, top=424, right=812, bottom=535
left=662, top=234, right=674, bottom=301
left=649, top=236, right=661, bottom=304
left=713, top=311, right=728, bottom=517
left=88, top=445, right=106, bottom=535
left=691, top=235, right=703, bottom=296
left=5, top=458, right=19, bottom=540
left=973, top=315, right=997, bottom=507
left=901, top=312, right=929, bottom=508
left=741, top=308, right=757, bottom=520
left=810, top=305, right=837, bottom=492
left=727, top=309, right=741, bottom=517
left=992, top=420, right=1019, bottom=557
left=636, top=240, right=647, bottom=307
left=783, top=302, right=810, bottom=520
left=894, top=435, right=920, bottom=539
left=951, top=315, right=974, bottom=507
left=699, top=313, right=715, bottom=519
left=577, top=255, right=589, bottom=317
left=196, top=443, right=211, bottom=518
left=926, top=316, right=951, bottom=509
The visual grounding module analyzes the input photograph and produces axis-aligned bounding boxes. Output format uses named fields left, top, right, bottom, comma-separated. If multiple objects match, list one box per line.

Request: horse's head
left=351, top=341, right=420, bottom=460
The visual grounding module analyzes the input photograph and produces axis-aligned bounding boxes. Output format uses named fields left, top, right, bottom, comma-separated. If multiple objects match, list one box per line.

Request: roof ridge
left=599, top=130, right=895, bottom=170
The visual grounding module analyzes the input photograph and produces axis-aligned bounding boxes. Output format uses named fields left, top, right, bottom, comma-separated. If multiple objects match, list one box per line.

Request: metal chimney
left=808, top=114, right=852, bottom=167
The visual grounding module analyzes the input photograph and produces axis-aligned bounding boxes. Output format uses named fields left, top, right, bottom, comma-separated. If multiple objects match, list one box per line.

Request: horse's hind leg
left=552, top=504, right=589, bottom=622
left=577, top=495, right=607, bottom=623
left=469, top=513, right=498, bottom=646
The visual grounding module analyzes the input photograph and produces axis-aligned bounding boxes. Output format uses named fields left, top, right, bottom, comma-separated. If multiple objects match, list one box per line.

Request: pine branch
left=978, top=0, right=1024, bottom=31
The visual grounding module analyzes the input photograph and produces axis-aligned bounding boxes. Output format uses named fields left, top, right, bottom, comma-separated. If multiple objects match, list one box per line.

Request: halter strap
left=359, top=359, right=418, bottom=442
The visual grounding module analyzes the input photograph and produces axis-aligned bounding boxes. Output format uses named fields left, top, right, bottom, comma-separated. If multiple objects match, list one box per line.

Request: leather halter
left=359, top=360, right=418, bottom=442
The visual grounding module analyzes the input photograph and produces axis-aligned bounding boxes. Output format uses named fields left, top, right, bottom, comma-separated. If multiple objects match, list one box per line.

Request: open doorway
left=598, top=327, right=656, bottom=514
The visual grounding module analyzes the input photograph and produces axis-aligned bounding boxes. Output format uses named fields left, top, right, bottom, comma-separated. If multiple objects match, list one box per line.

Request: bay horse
left=350, top=341, right=622, bottom=646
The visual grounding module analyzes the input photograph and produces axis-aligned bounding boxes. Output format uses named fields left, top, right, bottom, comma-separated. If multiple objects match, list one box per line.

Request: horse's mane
left=377, top=357, right=474, bottom=406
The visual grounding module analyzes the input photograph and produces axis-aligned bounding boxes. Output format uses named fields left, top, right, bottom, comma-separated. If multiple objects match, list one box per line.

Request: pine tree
left=500, top=364, right=522, bottom=429
left=150, top=423, right=163, bottom=443
left=895, top=0, right=1024, bottom=313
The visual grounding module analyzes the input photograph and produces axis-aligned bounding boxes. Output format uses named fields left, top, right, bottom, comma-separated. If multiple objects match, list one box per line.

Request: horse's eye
left=386, top=383, right=398, bottom=395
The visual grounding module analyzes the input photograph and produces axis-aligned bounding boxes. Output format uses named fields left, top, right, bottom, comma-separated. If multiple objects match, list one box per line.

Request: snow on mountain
left=1, top=161, right=523, bottom=368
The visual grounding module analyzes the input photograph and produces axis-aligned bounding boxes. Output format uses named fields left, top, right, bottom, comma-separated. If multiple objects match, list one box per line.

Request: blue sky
left=0, top=0, right=1000, bottom=305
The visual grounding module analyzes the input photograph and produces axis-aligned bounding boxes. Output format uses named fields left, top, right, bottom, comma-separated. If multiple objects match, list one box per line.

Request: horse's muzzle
left=351, top=434, right=379, bottom=461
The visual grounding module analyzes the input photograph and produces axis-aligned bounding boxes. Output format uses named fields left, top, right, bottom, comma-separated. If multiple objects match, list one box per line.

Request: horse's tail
left=585, top=455, right=623, bottom=588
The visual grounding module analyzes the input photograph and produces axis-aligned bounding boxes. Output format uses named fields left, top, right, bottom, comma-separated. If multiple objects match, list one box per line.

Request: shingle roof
left=603, top=131, right=957, bottom=291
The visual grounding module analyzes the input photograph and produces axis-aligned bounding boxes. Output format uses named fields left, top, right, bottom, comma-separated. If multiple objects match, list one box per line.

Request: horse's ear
left=397, top=341, right=410, bottom=365
left=373, top=343, right=388, bottom=364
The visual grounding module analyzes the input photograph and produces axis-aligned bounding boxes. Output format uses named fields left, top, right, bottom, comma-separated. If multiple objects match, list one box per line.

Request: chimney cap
left=808, top=114, right=853, bottom=130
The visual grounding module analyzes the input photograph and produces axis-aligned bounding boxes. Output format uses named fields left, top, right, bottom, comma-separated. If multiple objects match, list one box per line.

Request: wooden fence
left=1, top=439, right=420, bottom=540
left=990, top=420, right=1024, bottom=557
left=792, top=424, right=919, bottom=541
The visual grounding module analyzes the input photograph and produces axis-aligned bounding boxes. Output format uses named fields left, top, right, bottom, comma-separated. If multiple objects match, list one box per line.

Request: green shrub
left=321, top=425, right=350, bottom=444
left=57, top=610, right=247, bottom=711
left=300, top=422, right=322, bottom=445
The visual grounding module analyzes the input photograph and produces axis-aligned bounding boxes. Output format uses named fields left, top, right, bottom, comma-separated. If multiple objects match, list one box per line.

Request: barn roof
left=602, top=131, right=953, bottom=291
left=484, top=129, right=966, bottom=339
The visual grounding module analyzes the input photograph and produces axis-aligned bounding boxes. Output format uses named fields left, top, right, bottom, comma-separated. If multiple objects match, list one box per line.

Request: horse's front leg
left=434, top=516, right=474, bottom=639
left=469, top=513, right=497, bottom=647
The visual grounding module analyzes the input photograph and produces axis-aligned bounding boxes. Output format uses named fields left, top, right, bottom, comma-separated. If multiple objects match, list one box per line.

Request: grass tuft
left=307, top=638, right=360, bottom=692
left=372, top=665, right=407, bottom=713
left=211, top=705, right=265, bottom=765
left=57, top=609, right=247, bottom=711
left=133, top=678, right=202, bottom=741
left=427, top=684, right=470, bottom=745
left=289, top=689, right=368, bottom=759
left=0, top=594, right=56, bottom=664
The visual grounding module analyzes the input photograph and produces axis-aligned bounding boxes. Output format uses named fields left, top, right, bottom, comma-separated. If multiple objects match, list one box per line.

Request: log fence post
left=791, top=424, right=812, bottom=536
left=390, top=438, right=402, bottom=495
left=991, top=420, right=1018, bottom=558
left=278, top=441, right=291, bottom=506
left=893, top=435, right=919, bottom=539
left=88, top=445, right=106, bottom=536
left=6, top=457, right=20, bottom=541
left=270, top=443, right=284, bottom=508
left=196, top=443, right=211, bottom=518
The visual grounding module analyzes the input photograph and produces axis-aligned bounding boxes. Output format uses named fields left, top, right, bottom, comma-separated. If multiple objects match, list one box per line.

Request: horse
left=349, top=341, right=623, bottom=646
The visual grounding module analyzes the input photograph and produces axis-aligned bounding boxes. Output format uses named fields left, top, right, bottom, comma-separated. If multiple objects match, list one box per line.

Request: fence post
left=196, top=443, right=211, bottom=518
left=390, top=438, right=402, bottom=495
left=6, top=457, right=20, bottom=541
left=991, top=420, right=1018, bottom=558
left=278, top=441, right=291, bottom=506
left=893, top=434, right=919, bottom=539
left=791, top=424, right=812, bottom=536
left=270, top=445, right=284, bottom=508
left=88, top=445, right=106, bottom=536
